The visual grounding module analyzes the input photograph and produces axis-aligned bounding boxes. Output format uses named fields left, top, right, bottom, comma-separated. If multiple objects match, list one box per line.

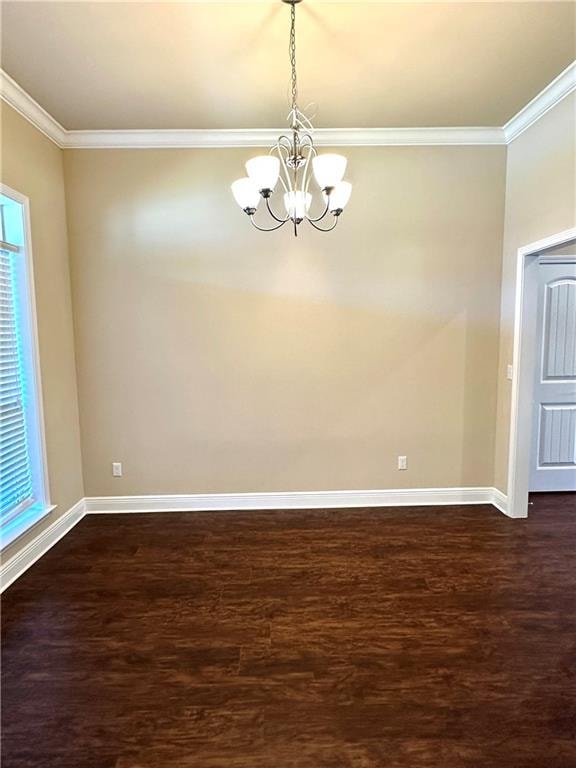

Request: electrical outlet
left=112, top=462, right=123, bottom=477
left=506, top=364, right=513, bottom=381
left=398, top=455, right=407, bottom=470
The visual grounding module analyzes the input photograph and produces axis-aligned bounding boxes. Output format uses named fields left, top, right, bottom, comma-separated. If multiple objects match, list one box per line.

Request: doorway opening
left=507, top=227, right=576, bottom=518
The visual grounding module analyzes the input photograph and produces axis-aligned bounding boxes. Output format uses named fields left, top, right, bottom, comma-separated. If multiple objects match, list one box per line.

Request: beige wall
left=0, top=84, right=572, bottom=561
left=8, top=95, right=571, bottom=506
left=1, top=104, right=84, bottom=557
left=64, top=145, right=506, bottom=496
left=493, top=93, right=576, bottom=493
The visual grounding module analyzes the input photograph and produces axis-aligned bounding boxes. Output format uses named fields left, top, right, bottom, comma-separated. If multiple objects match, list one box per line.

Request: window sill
left=1, top=503, right=57, bottom=551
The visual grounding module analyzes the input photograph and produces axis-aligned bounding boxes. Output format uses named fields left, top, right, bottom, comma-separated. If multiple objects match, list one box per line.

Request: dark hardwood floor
left=2, top=493, right=576, bottom=767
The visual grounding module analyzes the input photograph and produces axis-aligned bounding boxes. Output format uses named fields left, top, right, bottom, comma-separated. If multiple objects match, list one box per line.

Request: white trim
left=0, top=62, right=565, bottom=149
left=1, top=504, right=57, bottom=551
left=0, top=498, right=86, bottom=593
left=490, top=487, right=508, bottom=516
left=0, top=70, right=67, bottom=147
left=0, top=67, right=505, bottom=147
left=2, top=60, right=574, bottom=148
left=504, top=61, right=576, bottom=143
left=85, top=487, right=507, bottom=514
left=507, top=227, right=576, bottom=518
left=61, top=126, right=506, bottom=149
left=1, top=183, right=52, bottom=532
left=517, top=228, right=576, bottom=261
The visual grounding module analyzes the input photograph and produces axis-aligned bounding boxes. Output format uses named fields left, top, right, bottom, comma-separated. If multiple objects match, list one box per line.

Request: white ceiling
left=1, top=1, right=575, bottom=130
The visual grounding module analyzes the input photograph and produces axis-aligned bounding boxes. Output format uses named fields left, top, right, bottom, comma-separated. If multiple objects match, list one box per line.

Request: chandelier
left=231, top=0, right=352, bottom=237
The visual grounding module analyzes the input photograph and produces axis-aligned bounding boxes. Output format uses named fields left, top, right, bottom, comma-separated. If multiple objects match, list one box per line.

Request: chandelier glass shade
left=231, top=0, right=352, bottom=236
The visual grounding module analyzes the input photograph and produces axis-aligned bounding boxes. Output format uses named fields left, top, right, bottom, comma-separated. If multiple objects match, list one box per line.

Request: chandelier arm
left=265, top=197, right=290, bottom=223
left=277, top=135, right=294, bottom=153
left=300, top=141, right=314, bottom=196
left=306, top=199, right=331, bottom=223
left=277, top=173, right=289, bottom=194
left=280, top=163, right=293, bottom=194
left=307, top=215, right=338, bottom=233
left=282, top=161, right=295, bottom=195
left=275, top=141, right=294, bottom=193
left=250, top=216, right=288, bottom=232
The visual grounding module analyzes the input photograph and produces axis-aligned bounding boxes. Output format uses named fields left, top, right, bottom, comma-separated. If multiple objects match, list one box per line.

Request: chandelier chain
left=289, top=2, right=298, bottom=114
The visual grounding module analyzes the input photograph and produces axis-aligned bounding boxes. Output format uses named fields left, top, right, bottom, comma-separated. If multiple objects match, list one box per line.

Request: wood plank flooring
left=2, top=493, right=576, bottom=767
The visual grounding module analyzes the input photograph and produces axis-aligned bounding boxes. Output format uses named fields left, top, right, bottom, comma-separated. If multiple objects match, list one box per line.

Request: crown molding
left=0, top=69, right=67, bottom=147
left=504, top=61, right=576, bottom=143
left=1, top=63, right=573, bottom=149
left=60, top=126, right=505, bottom=148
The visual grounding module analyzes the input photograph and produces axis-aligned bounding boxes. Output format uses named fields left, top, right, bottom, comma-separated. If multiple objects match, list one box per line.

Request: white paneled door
left=529, top=259, right=576, bottom=491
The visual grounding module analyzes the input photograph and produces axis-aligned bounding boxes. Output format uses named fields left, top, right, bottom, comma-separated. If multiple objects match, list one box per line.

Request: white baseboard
left=0, top=498, right=86, bottom=593
left=85, top=487, right=507, bottom=514
left=490, top=487, right=509, bottom=516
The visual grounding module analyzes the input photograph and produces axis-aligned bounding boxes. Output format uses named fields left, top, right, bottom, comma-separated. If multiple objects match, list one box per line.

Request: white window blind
left=1, top=245, right=34, bottom=523
left=1, top=187, right=49, bottom=550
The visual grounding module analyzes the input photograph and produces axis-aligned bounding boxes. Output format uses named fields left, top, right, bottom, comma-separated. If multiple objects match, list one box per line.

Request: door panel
left=538, top=404, right=576, bottom=467
left=530, top=261, right=576, bottom=492
left=542, top=280, right=576, bottom=379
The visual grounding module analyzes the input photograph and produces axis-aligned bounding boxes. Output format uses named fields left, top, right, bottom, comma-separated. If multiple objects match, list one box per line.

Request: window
left=1, top=185, right=51, bottom=548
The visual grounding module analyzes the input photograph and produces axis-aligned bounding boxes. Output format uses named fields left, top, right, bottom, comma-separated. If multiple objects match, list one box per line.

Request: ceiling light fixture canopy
left=231, top=0, right=352, bottom=236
